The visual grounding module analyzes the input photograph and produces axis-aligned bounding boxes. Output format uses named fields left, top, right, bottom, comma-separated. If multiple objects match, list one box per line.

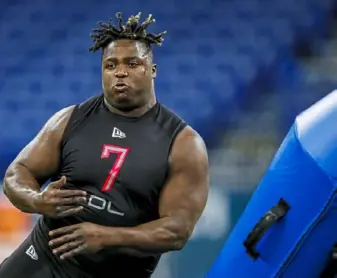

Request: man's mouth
left=114, top=82, right=128, bottom=91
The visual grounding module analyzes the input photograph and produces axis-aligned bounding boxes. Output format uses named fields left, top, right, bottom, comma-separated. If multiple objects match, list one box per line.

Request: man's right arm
left=3, top=106, right=75, bottom=214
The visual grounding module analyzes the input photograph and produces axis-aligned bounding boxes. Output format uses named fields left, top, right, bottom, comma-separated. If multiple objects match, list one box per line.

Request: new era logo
left=112, top=127, right=126, bottom=139
left=25, top=245, right=38, bottom=260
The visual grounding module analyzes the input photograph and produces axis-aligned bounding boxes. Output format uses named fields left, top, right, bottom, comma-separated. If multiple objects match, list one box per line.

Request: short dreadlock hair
left=89, top=12, right=167, bottom=58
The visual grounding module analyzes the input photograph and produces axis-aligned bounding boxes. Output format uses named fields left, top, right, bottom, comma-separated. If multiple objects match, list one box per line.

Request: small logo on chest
left=112, top=127, right=126, bottom=139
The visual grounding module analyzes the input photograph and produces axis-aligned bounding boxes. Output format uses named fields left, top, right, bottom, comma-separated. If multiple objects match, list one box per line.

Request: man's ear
left=152, top=64, right=157, bottom=78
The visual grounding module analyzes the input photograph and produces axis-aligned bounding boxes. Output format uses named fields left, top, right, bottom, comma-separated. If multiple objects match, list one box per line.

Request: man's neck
left=104, top=96, right=157, bottom=118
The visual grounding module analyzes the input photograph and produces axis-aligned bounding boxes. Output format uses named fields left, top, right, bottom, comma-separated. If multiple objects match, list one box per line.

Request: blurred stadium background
left=1, top=0, right=337, bottom=277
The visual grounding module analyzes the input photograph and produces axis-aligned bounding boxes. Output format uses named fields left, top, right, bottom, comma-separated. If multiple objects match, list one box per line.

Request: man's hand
left=35, top=176, right=87, bottom=218
left=49, top=222, right=104, bottom=260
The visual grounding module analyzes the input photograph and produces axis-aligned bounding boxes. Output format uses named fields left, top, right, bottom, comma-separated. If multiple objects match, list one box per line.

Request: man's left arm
left=49, top=126, right=209, bottom=259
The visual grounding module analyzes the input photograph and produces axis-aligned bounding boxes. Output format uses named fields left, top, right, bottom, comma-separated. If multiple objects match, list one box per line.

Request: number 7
left=101, top=144, right=130, bottom=192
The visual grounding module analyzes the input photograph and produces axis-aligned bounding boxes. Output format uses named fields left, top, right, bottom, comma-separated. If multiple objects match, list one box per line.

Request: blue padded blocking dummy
left=206, top=90, right=337, bottom=278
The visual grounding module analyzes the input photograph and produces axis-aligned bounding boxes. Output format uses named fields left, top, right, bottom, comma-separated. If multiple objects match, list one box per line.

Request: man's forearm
left=100, top=217, right=189, bottom=254
left=3, top=163, right=41, bottom=213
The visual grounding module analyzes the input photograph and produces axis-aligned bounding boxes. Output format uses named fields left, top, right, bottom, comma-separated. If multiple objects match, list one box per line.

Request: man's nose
left=115, top=68, right=128, bottom=78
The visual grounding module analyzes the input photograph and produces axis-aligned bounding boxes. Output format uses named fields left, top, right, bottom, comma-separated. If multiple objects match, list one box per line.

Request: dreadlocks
left=89, top=12, right=167, bottom=53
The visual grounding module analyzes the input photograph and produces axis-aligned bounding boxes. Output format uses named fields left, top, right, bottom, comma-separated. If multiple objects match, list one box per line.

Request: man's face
left=101, top=39, right=156, bottom=111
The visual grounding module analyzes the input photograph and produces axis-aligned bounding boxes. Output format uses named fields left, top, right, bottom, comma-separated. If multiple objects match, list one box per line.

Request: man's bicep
left=15, top=131, right=59, bottom=184
left=159, top=127, right=209, bottom=231
left=11, top=106, right=74, bottom=183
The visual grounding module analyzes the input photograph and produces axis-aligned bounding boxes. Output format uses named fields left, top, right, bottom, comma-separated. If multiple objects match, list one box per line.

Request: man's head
left=89, top=12, right=167, bottom=112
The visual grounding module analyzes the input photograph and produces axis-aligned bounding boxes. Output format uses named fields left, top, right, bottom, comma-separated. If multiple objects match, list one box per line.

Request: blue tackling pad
left=206, top=91, right=337, bottom=278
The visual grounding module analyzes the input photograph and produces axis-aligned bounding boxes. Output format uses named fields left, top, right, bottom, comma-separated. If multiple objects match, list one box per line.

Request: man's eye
left=129, top=62, right=138, bottom=67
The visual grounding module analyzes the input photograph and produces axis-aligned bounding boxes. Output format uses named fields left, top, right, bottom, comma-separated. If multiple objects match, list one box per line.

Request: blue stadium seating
left=0, top=0, right=335, bottom=177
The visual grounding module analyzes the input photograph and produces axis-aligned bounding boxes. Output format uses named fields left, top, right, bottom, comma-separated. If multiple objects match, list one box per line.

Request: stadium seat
left=0, top=0, right=335, bottom=177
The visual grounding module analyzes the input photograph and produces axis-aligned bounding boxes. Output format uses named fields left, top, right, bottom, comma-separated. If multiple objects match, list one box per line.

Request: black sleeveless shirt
left=34, top=94, right=187, bottom=278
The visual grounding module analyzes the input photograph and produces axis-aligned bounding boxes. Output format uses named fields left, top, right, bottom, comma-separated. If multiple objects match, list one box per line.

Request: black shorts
left=0, top=229, right=154, bottom=278
left=0, top=233, right=55, bottom=278
left=0, top=218, right=156, bottom=278
left=0, top=231, right=81, bottom=278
